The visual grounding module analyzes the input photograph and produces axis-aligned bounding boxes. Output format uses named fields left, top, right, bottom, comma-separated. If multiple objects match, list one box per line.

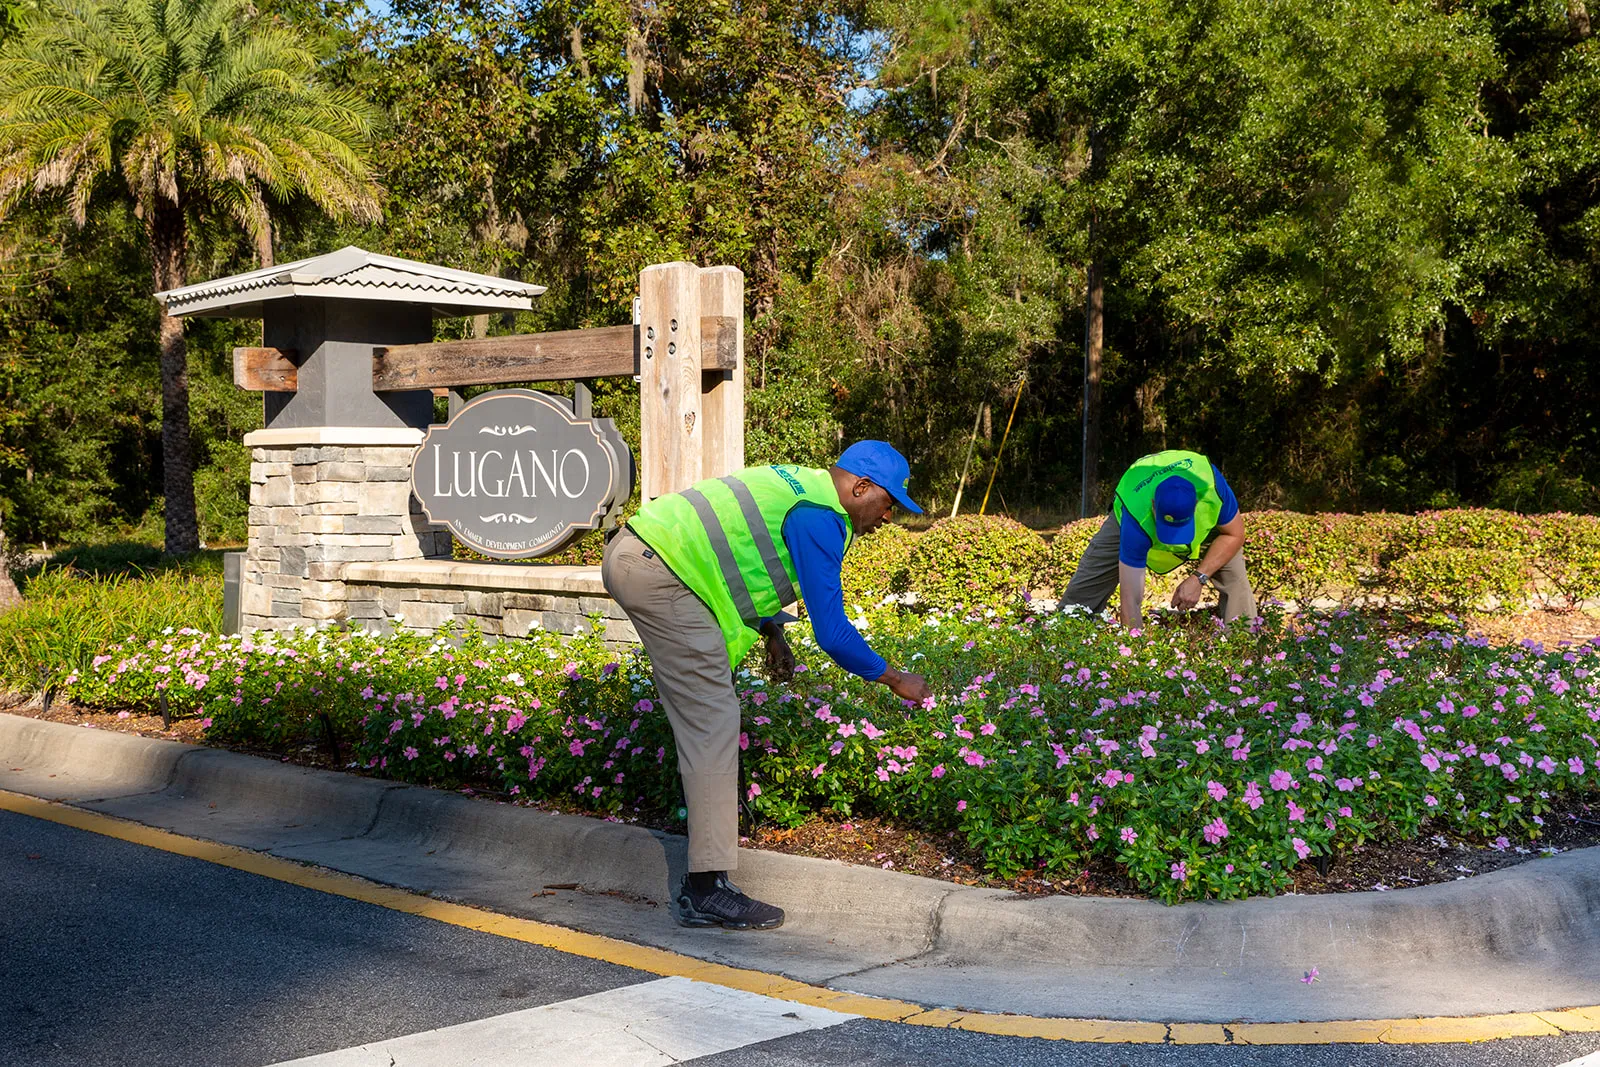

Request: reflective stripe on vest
left=1111, top=450, right=1223, bottom=575
left=718, top=476, right=797, bottom=611
left=679, top=487, right=761, bottom=627
left=625, top=465, right=851, bottom=665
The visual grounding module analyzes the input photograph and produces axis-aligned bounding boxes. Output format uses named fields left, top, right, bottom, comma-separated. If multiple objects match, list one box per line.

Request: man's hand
left=877, top=668, right=932, bottom=704
left=1171, top=574, right=1205, bottom=611
left=764, top=632, right=795, bottom=682
left=759, top=618, right=796, bottom=682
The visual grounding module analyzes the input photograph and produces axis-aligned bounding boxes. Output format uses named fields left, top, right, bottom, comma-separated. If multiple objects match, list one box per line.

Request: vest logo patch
left=1133, top=456, right=1196, bottom=493
left=774, top=466, right=807, bottom=496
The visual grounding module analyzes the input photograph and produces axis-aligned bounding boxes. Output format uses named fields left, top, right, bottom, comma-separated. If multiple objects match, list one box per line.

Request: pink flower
left=747, top=783, right=762, bottom=801
left=1243, top=781, right=1264, bottom=811
left=931, top=764, right=946, bottom=779
left=1269, top=769, right=1294, bottom=791
left=1292, top=837, right=1311, bottom=861
left=1287, top=800, right=1306, bottom=823
left=1206, top=780, right=1228, bottom=802
left=1086, top=824, right=1100, bottom=841
left=1120, top=827, right=1138, bottom=844
left=403, top=746, right=418, bottom=760
left=837, top=722, right=858, bottom=738
left=1569, top=757, right=1587, bottom=775
left=1537, top=755, right=1558, bottom=774
left=751, top=691, right=768, bottom=706
left=1424, top=794, right=1439, bottom=807
left=1203, top=817, right=1229, bottom=844
left=812, top=764, right=826, bottom=778
left=1491, top=836, right=1510, bottom=851
left=956, top=800, right=967, bottom=812
left=1170, top=861, right=1187, bottom=881
left=980, top=722, right=997, bottom=736
left=1302, top=967, right=1319, bottom=984
left=1420, top=753, right=1441, bottom=772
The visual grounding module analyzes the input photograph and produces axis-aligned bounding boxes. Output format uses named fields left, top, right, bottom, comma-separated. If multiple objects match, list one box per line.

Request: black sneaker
left=676, top=874, right=785, bottom=930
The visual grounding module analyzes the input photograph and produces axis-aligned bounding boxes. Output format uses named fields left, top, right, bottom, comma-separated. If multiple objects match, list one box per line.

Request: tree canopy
left=0, top=0, right=1596, bottom=547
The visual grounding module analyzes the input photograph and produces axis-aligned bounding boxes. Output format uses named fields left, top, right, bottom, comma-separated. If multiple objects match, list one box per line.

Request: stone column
left=241, top=427, right=450, bottom=630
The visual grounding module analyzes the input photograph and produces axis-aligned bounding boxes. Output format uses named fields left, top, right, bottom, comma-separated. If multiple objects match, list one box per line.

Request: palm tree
left=0, top=0, right=381, bottom=553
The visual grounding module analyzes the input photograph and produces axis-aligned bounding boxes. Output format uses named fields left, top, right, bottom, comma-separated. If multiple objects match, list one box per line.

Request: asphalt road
left=5, top=808, right=1600, bottom=1067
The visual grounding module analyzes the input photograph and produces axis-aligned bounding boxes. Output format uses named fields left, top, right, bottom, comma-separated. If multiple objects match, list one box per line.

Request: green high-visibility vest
left=626, top=465, right=852, bottom=666
left=1111, top=450, right=1224, bottom=575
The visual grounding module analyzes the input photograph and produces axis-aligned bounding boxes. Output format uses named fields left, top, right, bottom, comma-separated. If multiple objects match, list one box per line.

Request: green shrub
left=1040, top=517, right=1104, bottom=595
left=1244, top=511, right=1350, bottom=604
left=841, top=522, right=915, bottom=608
left=1387, top=508, right=1541, bottom=560
left=906, top=515, right=1047, bottom=610
left=1390, top=547, right=1532, bottom=614
left=1533, top=513, right=1600, bottom=607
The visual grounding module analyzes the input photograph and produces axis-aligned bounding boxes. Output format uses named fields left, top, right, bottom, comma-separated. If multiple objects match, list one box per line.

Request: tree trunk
left=149, top=205, right=199, bottom=555
left=1080, top=254, right=1103, bottom=518
left=0, top=511, right=20, bottom=609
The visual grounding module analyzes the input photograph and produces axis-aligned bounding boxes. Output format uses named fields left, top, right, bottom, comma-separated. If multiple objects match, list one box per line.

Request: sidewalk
left=6, top=710, right=1600, bottom=1025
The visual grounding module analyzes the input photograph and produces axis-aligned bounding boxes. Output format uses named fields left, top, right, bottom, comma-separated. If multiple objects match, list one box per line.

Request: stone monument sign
left=412, top=388, right=634, bottom=558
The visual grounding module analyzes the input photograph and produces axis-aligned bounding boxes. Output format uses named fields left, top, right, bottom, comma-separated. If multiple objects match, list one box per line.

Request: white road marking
left=1555, top=1051, right=1600, bottom=1067
left=269, top=975, right=857, bottom=1066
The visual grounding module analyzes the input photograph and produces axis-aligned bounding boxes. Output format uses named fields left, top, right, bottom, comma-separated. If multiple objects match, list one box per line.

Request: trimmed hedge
left=906, top=515, right=1048, bottom=610
left=914, top=509, right=1600, bottom=612
left=840, top=522, right=915, bottom=609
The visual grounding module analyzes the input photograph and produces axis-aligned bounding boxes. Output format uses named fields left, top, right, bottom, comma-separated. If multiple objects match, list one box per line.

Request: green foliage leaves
left=840, top=521, right=915, bottom=609
left=0, top=0, right=382, bottom=236
left=906, top=513, right=1046, bottom=609
left=60, top=602, right=1600, bottom=905
left=0, top=553, right=221, bottom=689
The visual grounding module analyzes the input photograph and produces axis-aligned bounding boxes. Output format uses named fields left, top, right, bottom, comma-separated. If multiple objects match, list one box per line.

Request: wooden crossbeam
left=234, top=347, right=299, bottom=391
left=232, top=317, right=739, bottom=393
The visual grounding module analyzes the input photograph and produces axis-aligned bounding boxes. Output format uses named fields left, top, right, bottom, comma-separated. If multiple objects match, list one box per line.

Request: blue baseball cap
left=837, top=440, right=923, bottom=515
left=1153, top=476, right=1197, bottom=545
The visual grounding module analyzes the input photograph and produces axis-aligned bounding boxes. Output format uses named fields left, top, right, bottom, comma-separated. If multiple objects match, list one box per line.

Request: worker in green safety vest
left=601, top=441, right=933, bottom=931
left=1061, top=449, right=1257, bottom=629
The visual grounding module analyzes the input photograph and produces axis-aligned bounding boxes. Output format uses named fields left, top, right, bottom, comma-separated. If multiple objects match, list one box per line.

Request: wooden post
left=699, top=266, right=745, bottom=480
left=639, top=263, right=704, bottom=500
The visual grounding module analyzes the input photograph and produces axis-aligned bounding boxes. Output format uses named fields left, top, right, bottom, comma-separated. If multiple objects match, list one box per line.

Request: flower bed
left=67, top=606, right=1600, bottom=904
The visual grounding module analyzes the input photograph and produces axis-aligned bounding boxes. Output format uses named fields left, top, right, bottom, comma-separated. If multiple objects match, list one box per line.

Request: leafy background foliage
left=1, top=0, right=1598, bottom=546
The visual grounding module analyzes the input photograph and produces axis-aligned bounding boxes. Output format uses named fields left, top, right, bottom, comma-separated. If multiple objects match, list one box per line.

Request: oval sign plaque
left=412, top=389, right=629, bottom=558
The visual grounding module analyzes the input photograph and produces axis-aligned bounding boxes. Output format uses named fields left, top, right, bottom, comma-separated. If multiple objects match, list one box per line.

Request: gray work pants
left=1062, top=514, right=1257, bottom=622
left=601, top=528, right=742, bottom=873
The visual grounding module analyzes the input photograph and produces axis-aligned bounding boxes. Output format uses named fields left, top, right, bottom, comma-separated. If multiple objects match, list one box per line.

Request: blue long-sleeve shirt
left=780, top=505, right=888, bottom=680
left=1118, top=464, right=1240, bottom=567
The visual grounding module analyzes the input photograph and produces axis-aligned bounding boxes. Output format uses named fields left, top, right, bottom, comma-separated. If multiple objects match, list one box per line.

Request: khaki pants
left=1063, top=514, right=1257, bottom=622
left=601, top=529, right=741, bottom=873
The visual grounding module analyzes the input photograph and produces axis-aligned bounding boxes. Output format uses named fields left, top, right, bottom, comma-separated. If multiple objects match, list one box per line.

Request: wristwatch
left=1196, top=571, right=1211, bottom=587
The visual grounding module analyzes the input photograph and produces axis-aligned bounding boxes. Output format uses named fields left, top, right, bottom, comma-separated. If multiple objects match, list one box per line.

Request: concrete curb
left=6, top=711, right=1600, bottom=1023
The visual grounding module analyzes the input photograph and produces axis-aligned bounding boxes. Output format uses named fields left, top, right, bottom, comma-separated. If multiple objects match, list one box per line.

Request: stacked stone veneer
left=240, top=427, right=634, bottom=645
left=340, top=560, right=637, bottom=646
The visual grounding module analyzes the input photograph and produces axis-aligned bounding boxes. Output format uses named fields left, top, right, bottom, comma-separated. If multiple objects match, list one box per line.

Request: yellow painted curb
left=5, top=788, right=1599, bottom=1047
